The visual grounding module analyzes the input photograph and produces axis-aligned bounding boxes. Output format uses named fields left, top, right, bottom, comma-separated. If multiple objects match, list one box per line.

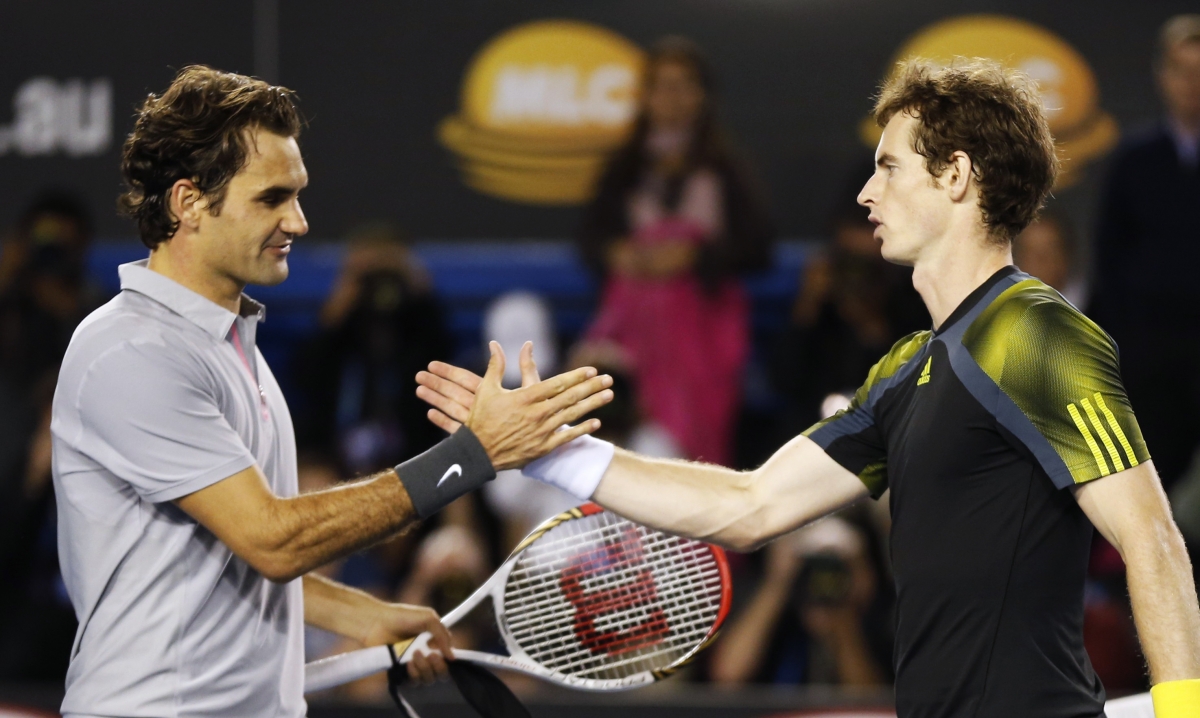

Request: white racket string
left=504, top=525, right=711, bottom=597
left=500, top=512, right=724, bottom=681
left=536, top=558, right=723, bottom=677
left=506, top=563, right=720, bottom=637
left=505, top=539, right=716, bottom=611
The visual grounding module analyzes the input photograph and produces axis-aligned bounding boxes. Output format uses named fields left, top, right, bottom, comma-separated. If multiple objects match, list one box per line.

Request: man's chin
left=878, top=240, right=915, bottom=267
left=244, top=259, right=290, bottom=287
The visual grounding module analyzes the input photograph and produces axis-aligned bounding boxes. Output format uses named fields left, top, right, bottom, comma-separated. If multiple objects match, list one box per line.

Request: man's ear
left=946, top=150, right=973, bottom=202
left=167, top=179, right=205, bottom=234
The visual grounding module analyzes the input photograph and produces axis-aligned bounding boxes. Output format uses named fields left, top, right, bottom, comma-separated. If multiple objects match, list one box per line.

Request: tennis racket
left=305, top=502, right=732, bottom=693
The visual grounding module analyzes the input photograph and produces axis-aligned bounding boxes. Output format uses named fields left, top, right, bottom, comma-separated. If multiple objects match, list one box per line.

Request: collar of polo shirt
left=119, top=259, right=267, bottom=339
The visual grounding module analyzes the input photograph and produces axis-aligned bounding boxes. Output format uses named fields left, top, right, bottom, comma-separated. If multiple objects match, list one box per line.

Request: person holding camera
left=709, top=516, right=891, bottom=686
left=294, top=223, right=453, bottom=475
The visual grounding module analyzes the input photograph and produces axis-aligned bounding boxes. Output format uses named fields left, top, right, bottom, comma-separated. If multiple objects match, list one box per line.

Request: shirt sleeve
left=71, top=340, right=257, bottom=503
left=803, top=331, right=932, bottom=498
left=970, top=297, right=1150, bottom=488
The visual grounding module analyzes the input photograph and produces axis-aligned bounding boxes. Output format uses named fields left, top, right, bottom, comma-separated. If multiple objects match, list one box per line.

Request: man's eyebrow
left=876, top=153, right=897, bottom=167
left=253, top=184, right=303, bottom=201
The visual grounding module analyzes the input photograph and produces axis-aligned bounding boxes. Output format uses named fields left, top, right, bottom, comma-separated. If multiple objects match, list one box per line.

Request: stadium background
left=1, top=1, right=1197, bottom=716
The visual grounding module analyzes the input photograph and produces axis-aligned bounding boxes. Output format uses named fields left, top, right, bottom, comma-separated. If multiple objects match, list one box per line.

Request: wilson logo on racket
left=559, top=526, right=669, bottom=656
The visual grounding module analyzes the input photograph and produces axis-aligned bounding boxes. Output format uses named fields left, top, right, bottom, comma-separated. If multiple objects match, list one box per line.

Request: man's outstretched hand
left=417, top=341, right=611, bottom=471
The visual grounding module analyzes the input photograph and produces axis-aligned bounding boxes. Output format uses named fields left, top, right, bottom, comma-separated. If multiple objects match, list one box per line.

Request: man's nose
left=857, top=176, right=876, bottom=207
left=282, top=200, right=309, bottom=237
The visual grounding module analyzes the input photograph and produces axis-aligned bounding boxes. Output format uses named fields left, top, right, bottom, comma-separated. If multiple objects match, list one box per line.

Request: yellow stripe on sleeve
left=1094, top=393, right=1139, bottom=468
left=1068, top=403, right=1110, bottom=477
left=1081, top=398, right=1125, bottom=473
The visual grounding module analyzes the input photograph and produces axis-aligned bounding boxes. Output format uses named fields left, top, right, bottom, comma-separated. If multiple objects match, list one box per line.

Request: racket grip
left=305, top=645, right=394, bottom=693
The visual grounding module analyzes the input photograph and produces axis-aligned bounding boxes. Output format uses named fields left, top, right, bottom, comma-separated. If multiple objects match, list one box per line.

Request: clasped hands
left=416, top=341, right=612, bottom=471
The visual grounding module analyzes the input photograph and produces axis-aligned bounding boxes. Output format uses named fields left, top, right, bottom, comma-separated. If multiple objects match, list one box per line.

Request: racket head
left=497, top=503, right=731, bottom=690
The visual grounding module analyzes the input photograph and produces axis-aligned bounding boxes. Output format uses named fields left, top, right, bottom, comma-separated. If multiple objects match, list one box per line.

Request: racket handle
left=305, top=644, right=394, bottom=693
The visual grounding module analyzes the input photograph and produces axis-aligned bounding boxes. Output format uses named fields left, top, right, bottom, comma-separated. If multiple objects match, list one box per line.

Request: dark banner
left=1, top=0, right=1193, bottom=240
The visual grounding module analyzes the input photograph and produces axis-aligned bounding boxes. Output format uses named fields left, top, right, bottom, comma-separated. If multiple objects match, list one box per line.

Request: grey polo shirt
left=51, top=260, right=304, bottom=717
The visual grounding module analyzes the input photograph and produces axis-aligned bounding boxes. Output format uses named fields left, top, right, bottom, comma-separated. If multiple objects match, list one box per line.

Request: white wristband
left=522, top=435, right=615, bottom=501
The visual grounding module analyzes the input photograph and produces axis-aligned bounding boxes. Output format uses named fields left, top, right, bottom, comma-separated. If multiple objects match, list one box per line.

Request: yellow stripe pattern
left=1094, top=393, right=1138, bottom=468
left=1067, top=403, right=1109, bottom=476
left=1081, top=398, right=1124, bottom=473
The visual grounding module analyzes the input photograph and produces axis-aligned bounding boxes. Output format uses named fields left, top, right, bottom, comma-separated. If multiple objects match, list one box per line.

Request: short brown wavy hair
left=873, top=58, right=1058, bottom=243
left=119, top=66, right=302, bottom=249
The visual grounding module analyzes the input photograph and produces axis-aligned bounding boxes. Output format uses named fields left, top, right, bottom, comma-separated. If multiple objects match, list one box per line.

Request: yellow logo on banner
left=439, top=20, right=646, bottom=205
left=861, top=15, right=1117, bottom=186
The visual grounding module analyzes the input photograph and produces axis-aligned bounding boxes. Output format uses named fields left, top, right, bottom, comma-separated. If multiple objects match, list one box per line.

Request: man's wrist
left=1152, top=678, right=1200, bottom=717
left=395, top=428, right=496, bottom=520
left=522, top=435, right=615, bottom=501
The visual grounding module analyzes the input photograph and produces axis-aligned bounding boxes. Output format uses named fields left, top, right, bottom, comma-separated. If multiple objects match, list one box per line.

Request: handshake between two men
left=400, top=340, right=620, bottom=524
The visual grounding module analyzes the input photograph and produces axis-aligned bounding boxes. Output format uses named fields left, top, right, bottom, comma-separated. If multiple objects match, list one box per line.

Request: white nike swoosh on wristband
left=437, top=464, right=463, bottom=487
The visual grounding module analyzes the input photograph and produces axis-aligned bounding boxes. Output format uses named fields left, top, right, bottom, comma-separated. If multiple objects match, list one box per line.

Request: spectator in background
left=0, top=190, right=105, bottom=681
left=294, top=223, right=452, bottom=476
left=1091, top=14, right=1200, bottom=486
left=481, top=291, right=559, bottom=389
left=709, top=515, right=892, bottom=687
left=565, top=341, right=683, bottom=460
left=773, top=171, right=926, bottom=430
left=1013, top=210, right=1086, bottom=307
left=578, top=36, right=775, bottom=467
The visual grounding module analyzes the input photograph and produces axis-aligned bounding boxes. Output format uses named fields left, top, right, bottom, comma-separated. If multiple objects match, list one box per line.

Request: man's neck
left=911, top=228, right=1014, bottom=330
left=147, top=241, right=244, bottom=314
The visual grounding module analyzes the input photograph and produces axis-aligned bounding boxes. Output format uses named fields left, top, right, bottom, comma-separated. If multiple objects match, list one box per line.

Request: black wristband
left=395, top=427, right=496, bottom=520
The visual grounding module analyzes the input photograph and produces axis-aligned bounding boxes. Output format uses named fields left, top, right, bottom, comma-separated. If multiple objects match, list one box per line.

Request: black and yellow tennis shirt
left=805, top=266, right=1149, bottom=718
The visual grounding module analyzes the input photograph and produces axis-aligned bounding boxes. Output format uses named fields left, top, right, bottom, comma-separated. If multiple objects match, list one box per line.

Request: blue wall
left=88, top=240, right=812, bottom=395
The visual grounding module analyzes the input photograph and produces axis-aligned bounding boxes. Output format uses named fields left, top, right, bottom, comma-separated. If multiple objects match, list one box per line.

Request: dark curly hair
left=873, top=58, right=1059, bottom=243
left=118, top=65, right=302, bottom=249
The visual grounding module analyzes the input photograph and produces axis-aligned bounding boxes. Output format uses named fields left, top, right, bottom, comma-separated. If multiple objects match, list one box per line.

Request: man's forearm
left=1126, top=524, right=1200, bottom=683
left=303, top=573, right=386, bottom=641
left=592, top=450, right=765, bottom=550
left=591, top=435, right=868, bottom=551
left=263, top=470, right=416, bottom=581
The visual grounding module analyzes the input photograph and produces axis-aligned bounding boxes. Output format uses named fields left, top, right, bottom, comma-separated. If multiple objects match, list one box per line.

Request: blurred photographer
left=294, top=223, right=452, bottom=475
left=709, top=516, right=891, bottom=686
left=773, top=166, right=926, bottom=432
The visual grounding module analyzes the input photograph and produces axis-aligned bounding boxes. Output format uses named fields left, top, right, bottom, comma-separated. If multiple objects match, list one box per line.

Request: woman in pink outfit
left=578, top=37, right=775, bottom=466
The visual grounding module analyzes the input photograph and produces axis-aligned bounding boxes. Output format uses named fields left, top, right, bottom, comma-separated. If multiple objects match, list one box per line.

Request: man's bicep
left=175, top=463, right=281, bottom=567
left=1073, top=461, right=1172, bottom=555
left=754, top=434, right=871, bottom=542
left=803, top=411, right=889, bottom=499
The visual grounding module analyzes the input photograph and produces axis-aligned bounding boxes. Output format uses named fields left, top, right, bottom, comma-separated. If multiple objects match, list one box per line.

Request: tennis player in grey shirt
left=51, top=66, right=613, bottom=718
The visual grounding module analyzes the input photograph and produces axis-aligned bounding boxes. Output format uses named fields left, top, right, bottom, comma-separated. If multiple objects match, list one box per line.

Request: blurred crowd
left=1, top=15, right=1199, bottom=704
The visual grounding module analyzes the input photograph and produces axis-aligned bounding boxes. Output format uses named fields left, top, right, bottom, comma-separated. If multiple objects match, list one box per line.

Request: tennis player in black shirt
left=417, top=59, right=1200, bottom=718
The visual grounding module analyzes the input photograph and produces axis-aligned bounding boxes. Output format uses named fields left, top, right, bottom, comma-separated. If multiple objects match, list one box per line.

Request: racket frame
left=304, top=503, right=731, bottom=693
